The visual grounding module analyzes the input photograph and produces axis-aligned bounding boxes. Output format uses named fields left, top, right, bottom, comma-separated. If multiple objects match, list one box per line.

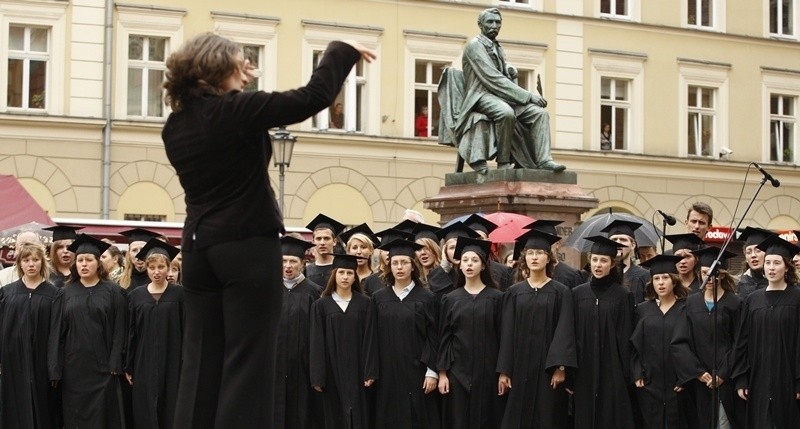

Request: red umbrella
left=484, top=212, right=536, bottom=243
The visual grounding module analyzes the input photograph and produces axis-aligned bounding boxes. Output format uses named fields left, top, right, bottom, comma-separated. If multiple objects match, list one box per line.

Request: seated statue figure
left=438, top=7, right=566, bottom=175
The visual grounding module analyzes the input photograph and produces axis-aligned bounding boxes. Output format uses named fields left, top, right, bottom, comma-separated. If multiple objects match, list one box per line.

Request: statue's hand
left=531, top=93, right=547, bottom=108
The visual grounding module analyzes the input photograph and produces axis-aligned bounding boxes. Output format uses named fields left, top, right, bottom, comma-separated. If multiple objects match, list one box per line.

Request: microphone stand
left=700, top=175, right=769, bottom=429
left=660, top=218, right=668, bottom=254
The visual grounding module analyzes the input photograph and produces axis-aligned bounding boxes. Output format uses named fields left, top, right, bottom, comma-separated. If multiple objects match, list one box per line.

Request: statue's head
left=477, top=8, right=502, bottom=40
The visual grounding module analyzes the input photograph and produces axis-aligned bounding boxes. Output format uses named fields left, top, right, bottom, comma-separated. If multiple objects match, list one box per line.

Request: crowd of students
left=0, top=201, right=799, bottom=428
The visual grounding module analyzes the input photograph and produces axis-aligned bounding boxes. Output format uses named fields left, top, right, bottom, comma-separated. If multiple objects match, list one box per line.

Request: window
left=770, top=94, right=796, bottom=162
left=601, top=0, right=629, bottom=17
left=212, top=11, right=279, bottom=93
left=688, top=0, right=713, bottom=27
left=413, top=60, right=447, bottom=138
left=687, top=86, right=716, bottom=156
left=302, top=20, right=381, bottom=134
left=590, top=50, right=645, bottom=153
left=127, top=35, right=167, bottom=117
left=312, top=50, right=367, bottom=132
left=499, top=0, right=530, bottom=5
left=678, top=60, right=729, bottom=158
left=7, top=25, right=48, bottom=110
left=600, top=78, right=631, bottom=150
left=0, top=1, right=66, bottom=114
left=114, top=4, right=185, bottom=119
left=770, top=0, right=795, bottom=37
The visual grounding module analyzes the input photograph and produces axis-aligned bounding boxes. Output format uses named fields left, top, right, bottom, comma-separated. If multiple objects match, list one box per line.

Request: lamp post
left=270, top=126, right=296, bottom=215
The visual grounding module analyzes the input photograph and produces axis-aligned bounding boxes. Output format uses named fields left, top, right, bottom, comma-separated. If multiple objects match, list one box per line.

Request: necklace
left=527, top=278, right=548, bottom=289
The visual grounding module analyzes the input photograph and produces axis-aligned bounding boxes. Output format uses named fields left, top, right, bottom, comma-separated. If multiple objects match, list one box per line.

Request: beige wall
left=1, top=0, right=798, bottom=234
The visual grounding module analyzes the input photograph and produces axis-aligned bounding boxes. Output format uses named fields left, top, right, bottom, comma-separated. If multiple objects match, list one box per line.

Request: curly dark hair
left=163, top=33, right=242, bottom=112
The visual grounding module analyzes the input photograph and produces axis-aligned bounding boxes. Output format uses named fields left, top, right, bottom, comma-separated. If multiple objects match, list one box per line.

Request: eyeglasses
left=523, top=249, right=548, bottom=257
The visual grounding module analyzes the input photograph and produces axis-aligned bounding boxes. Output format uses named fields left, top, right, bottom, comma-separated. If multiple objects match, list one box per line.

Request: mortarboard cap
left=119, top=228, right=162, bottom=244
left=601, top=219, right=642, bottom=238
left=338, top=223, right=378, bottom=247
left=454, top=236, right=492, bottom=261
left=693, top=246, right=736, bottom=270
left=375, top=228, right=415, bottom=247
left=331, top=254, right=366, bottom=271
left=67, top=234, right=111, bottom=256
left=513, top=229, right=561, bottom=259
left=43, top=225, right=83, bottom=242
left=412, top=223, right=441, bottom=242
left=281, top=236, right=314, bottom=259
left=464, top=214, right=498, bottom=236
left=305, top=214, right=345, bottom=236
left=640, top=254, right=683, bottom=276
left=436, top=221, right=480, bottom=242
left=738, top=226, right=774, bottom=247
left=664, top=233, right=705, bottom=253
left=523, top=219, right=563, bottom=236
left=392, top=219, right=419, bottom=234
left=585, top=235, right=625, bottom=257
left=378, top=239, right=423, bottom=260
left=756, top=235, right=800, bottom=259
left=136, top=238, right=180, bottom=262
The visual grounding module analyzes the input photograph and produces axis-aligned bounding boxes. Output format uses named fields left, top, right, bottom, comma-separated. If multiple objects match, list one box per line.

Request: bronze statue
left=439, top=7, right=566, bottom=174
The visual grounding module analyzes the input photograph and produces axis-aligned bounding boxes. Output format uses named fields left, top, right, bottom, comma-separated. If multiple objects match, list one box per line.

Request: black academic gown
left=426, top=266, right=454, bottom=302
left=736, top=270, right=767, bottom=298
left=130, top=269, right=150, bottom=289
left=124, top=284, right=184, bottom=429
left=630, top=299, right=688, bottom=429
left=362, top=273, right=387, bottom=297
left=490, top=261, right=512, bottom=291
left=275, top=279, right=322, bottom=429
left=51, top=280, right=127, bottom=429
left=671, top=290, right=744, bottom=429
left=733, top=286, right=800, bottom=429
left=0, top=280, right=62, bottom=429
left=552, top=262, right=583, bottom=289
left=372, top=284, right=440, bottom=429
left=624, top=264, right=650, bottom=304
left=571, top=276, right=636, bottom=429
left=48, top=271, right=69, bottom=289
left=310, top=293, right=378, bottom=429
left=306, top=263, right=334, bottom=289
left=497, top=280, right=576, bottom=429
left=437, top=287, right=504, bottom=429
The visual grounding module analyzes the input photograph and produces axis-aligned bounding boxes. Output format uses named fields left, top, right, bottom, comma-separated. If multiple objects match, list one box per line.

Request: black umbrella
left=564, top=212, right=661, bottom=252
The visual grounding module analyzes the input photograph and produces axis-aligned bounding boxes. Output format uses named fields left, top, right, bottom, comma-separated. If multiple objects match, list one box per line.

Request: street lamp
left=270, top=126, right=296, bottom=215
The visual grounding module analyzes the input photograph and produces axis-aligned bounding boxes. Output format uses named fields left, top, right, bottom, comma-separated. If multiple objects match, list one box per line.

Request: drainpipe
left=101, top=0, right=114, bottom=219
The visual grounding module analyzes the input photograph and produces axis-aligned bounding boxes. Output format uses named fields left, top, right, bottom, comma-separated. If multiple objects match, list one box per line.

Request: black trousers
left=173, top=234, right=283, bottom=428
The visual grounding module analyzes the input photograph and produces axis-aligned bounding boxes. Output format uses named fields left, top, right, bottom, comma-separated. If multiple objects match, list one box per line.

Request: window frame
left=590, top=50, right=645, bottom=153
left=496, top=0, right=543, bottom=10
left=114, top=4, right=185, bottom=121
left=768, top=93, right=796, bottom=163
left=0, top=1, right=66, bottom=114
left=301, top=20, right=382, bottom=134
left=678, top=60, right=729, bottom=158
left=766, top=0, right=799, bottom=39
left=600, top=77, right=633, bottom=151
left=762, top=69, right=800, bottom=164
left=687, top=85, right=717, bottom=157
left=126, top=35, right=168, bottom=118
left=683, top=0, right=727, bottom=32
left=211, top=11, right=279, bottom=93
left=404, top=30, right=465, bottom=139
left=597, top=0, right=641, bottom=21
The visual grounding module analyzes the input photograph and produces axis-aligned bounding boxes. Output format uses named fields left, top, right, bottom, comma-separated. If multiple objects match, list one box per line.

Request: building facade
left=1, top=0, right=799, bottom=234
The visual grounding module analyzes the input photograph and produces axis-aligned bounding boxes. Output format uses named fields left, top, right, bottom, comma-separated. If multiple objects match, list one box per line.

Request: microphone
left=657, top=210, right=677, bottom=226
left=753, top=162, right=781, bottom=188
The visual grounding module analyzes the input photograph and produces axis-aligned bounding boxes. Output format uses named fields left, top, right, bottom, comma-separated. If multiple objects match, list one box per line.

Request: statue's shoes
left=497, top=163, right=514, bottom=170
left=538, top=161, right=566, bottom=172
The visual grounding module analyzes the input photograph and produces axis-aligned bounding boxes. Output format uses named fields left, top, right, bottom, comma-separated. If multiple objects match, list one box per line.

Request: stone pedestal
left=424, top=169, right=598, bottom=267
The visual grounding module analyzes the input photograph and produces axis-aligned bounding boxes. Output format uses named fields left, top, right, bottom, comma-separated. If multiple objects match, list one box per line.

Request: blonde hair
left=16, top=242, right=50, bottom=280
left=163, top=33, right=242, bottom=112
left=48, top=239, right=73, bottom=272
left=346, top=233, right=375, bottom=273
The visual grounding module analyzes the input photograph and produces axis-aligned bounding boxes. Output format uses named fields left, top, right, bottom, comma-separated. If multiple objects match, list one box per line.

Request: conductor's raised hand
left=341, top=40, right=377, bottom=63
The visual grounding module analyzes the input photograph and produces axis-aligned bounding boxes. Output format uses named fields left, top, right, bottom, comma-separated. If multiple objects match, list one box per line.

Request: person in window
left=600, top=123, right=612, bottom=150
left=331, top=102, right=344, bottom=129
left=416, top=106, right=429, bottom=137
left=161, top=32, right=375, bottom=428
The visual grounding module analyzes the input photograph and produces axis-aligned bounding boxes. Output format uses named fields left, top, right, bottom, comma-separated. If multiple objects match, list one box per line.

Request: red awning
left=0, top=175, right=53, bottom=230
